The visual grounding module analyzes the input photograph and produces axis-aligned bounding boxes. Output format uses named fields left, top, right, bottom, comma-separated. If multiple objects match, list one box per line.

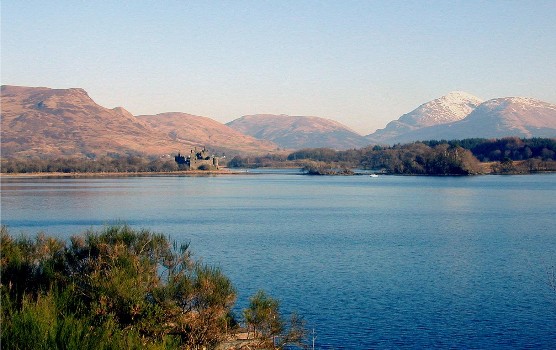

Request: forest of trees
left=1, top=225, right=307, bottom=349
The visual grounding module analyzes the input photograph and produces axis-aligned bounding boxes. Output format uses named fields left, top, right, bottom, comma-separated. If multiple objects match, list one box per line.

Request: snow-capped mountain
left=367, top=91, right=484, bottom=143
left=383, top=97, right=556, bottom=143
left=464, top=97, right=556, bottom=135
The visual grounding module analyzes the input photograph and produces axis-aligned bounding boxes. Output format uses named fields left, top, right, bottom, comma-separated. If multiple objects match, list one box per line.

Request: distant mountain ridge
left=391, top=97, right=556, bottom=143
left=2, top=85, right=554, bottom=159
left=226, top=114, right=369, bottom=150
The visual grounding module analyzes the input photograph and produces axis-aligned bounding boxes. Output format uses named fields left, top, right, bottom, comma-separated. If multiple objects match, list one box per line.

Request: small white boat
left=369, top=174, right=379, bottom=178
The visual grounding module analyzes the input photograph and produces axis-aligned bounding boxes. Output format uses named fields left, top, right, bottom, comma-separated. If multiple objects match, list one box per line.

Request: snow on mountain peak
left=479, top=96, right=556, bottom=111
left=399, top=91, right=483, bottom=127
left=367, top=93, right=555, bottom=143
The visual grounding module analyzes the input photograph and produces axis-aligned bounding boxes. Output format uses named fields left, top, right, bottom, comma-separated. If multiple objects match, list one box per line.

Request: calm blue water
left=1, top=173, right=556, bottom=349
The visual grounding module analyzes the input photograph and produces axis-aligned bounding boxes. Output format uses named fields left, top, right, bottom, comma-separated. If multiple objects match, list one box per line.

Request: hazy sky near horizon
left=2, top=1, right=555, bottom=134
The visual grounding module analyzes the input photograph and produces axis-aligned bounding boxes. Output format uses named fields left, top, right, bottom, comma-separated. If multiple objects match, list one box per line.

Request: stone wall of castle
left=175, top=147, right=219, bottom=170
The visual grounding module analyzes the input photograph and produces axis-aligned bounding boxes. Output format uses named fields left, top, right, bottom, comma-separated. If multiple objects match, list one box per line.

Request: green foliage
left=1, top=225, right=307, bottom=349
left=1, top=290, right=176, bottom=350
left=1, top=225, right=236, bottom=349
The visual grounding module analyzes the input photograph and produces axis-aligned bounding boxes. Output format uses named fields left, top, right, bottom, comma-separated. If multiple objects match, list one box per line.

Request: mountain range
left=1, top=85, right=555, bottom=159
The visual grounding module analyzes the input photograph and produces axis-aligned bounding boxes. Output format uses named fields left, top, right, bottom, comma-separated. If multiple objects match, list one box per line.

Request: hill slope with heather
left=1, top=85, right=185, bottom=158
left=136, top=112, right=278, bottom=155
left=227, top=114, right=370, bottom=150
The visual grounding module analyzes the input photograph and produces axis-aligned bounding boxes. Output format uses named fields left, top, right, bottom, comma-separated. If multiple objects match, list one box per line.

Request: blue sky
left=2, top=1, right=555, bottom=134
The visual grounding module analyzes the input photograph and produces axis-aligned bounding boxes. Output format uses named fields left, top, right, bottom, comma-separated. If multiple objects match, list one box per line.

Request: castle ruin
left=175, top=147, right=219, bottom=170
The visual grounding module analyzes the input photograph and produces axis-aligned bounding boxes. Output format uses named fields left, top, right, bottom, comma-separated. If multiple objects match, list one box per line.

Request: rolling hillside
left=1, top=85, right=178, bottom=158
left=136, top=112, right=278, bottom=155
left=227, top=114, right=369, bottom=150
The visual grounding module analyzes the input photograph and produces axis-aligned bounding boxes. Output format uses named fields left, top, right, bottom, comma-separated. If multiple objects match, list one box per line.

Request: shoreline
left=0, top=169, right=250, bottom=178
left=1, top=168, right=554, bottom=178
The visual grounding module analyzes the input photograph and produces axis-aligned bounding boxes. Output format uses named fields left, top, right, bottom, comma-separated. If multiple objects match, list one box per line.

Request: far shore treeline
left=1, top=137, right=555, bottom=175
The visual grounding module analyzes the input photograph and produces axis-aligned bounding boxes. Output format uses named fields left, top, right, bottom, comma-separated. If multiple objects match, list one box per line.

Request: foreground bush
left=1, top=226, right=307, bottom=349
left=0, top=225, right=238, bottom=349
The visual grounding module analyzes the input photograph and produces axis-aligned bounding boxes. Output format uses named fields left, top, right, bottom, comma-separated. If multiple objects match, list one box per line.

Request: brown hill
left=1, top=85, right=183, bottom=158
left=1, top=85, right=277, bottom=158
left=136, top=112, right=279, bottom=155
left=226, top=114, right=369, bottom=150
